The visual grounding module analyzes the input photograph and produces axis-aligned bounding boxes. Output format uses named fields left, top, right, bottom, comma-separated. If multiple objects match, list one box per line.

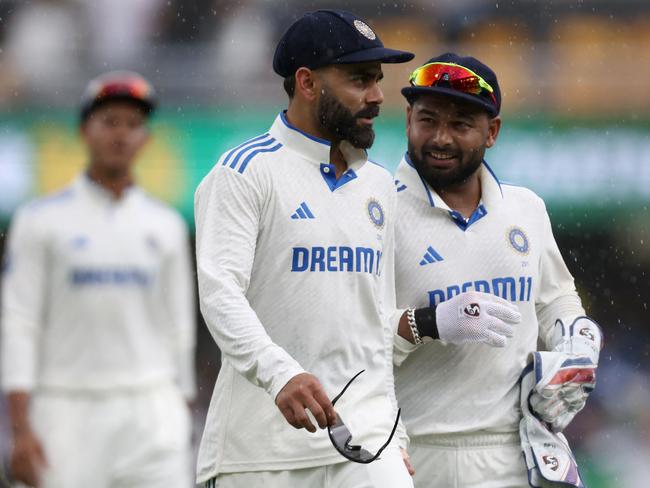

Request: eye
left=454, top=121, right=472, bottom=130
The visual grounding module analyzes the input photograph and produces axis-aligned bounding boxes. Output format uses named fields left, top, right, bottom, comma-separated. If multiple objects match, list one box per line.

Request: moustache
left=355, top=106, right=380, bottom=120
left=421, top=144, right=459, bottom=156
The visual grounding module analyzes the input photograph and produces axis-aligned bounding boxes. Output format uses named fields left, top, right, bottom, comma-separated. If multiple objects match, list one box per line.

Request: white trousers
left=409, top=432, right=529, bottom=488
left=25, top=383, right=192, bottom=488
left=208, top=447, right=414, bottom=488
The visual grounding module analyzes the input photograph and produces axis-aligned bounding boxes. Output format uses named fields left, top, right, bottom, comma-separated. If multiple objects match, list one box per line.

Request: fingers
left=312, top=386, right=337, bottom=427
left=400, top=448, right=415, bottom=476
left=305, top=398, right=328, bottom=431
left=276, top=373, right=335, bottom=432
left=486, top=317, right=515, bottom=339
left=483, top=329, right=507, bottom=348
left=483, top=300, right=521, bottom=324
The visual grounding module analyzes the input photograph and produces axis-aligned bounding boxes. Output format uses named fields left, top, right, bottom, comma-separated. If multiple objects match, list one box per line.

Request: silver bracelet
left=406, top=308, right=422, bottom=345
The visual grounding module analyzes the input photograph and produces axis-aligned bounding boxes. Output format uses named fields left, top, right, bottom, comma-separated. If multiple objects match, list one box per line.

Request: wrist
left=414, top=307, right=440, bottom=340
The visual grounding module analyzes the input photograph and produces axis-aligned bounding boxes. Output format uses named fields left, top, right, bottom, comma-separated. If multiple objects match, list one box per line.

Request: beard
left=317, top=89, right=379, bottom=149
left=407, top=140, right=485, bottom=191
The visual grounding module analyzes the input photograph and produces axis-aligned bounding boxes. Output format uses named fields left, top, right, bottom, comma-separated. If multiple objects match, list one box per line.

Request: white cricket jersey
left=393, top=155, right=584, bottom=440
left=1, top=175, right=196, bottom=398
left=195, top=112, right=399, bottom=480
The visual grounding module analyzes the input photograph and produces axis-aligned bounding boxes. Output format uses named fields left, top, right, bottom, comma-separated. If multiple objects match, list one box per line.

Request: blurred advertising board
left=1, top=108, right=647, bottom=228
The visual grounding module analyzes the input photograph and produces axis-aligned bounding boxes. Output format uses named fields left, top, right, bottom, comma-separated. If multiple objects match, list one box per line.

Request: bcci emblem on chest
left=507, top=226, right=529, bottom=255
left=367, top=199, right=385, bottom=229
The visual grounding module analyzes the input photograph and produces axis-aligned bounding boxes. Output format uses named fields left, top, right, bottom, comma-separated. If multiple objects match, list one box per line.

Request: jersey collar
left=76, top=172, right=140, bottom=203
left=397, top=153, right=503, bottom=230
left=269, top=111, right=368, bottom=172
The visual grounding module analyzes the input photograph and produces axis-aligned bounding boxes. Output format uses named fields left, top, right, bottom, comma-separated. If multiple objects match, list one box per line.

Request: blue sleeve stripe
left=222, top=133, right=270, bottom=167
left=229, top=137, right=276, bottom=170
left=238, top=143, right=283, bottom=174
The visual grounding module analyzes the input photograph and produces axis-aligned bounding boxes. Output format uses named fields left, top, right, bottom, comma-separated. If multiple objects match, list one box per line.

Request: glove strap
left=414, top=307, right=440, bottom=340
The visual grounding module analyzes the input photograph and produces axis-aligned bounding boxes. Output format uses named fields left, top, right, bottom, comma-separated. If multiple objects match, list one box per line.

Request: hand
left=435, top=291, right=521, bottom=347
left=10, top=429, right=48, bottom=487
left=401, top=447, right=415, bottom=476
left=275, top=373, right=337, bottom=433
left=529, top=353, right=596, bottom=432
left=530, top=316, right=602, bottom=432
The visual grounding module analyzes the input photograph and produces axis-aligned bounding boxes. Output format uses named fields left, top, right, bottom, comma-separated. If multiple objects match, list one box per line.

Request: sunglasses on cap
left=327, top=370, right=401, bottom=464
left=409, top=61, right=497, bottom=106
left=92, top=79, right=153, bottom=103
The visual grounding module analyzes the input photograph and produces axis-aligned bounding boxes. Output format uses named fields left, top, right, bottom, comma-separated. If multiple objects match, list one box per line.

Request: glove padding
left=520, top=359, right=585, bottom=487
left=435, top=291, right=521, bottom=347
left=530, top=317, right=602, bottom=433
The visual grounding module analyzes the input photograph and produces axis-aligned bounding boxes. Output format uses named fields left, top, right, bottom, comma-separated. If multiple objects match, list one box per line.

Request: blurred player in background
left=1, top=71, right=196, bottom=488
left=392, top=53, right=603, bottom=487
left=194, top=11, right=521, bottom=488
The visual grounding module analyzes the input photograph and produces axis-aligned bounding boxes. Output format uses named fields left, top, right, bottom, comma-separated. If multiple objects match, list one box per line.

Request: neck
left=436, top=170, right=482, bottom=218
left=87, top=164, right=133, bottom=199
left=285, top=105, right=349, bottom=177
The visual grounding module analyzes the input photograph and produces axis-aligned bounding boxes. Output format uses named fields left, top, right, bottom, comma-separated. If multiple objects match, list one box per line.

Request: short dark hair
left=283, top=75, right=296, bottom=98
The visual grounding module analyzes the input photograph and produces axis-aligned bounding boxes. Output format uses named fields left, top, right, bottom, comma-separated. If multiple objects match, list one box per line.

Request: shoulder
left=363, top=158, right=395, bottom=189
left=500, top=182, right=548, bottom=213
left=17, top=185, right=77, bottom=222
left=138, top=192, right=187, bottom=231
left=215, top=132, right=284, bottom=176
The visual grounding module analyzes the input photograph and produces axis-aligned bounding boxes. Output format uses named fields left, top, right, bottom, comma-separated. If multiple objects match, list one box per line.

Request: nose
left=431, top=123, right=453, bottom=147
left=366, top=81, right=384, bottom=106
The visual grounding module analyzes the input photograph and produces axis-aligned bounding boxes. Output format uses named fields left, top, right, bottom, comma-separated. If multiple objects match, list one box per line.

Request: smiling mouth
left=426, top=151, right=457, bottom=161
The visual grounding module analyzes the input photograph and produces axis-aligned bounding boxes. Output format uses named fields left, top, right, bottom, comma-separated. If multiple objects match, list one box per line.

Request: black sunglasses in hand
left=327, top=370, right=401, bottom=464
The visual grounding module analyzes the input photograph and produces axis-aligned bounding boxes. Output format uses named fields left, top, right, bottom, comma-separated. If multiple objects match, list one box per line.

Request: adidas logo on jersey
left=291, top=202, right=315, bottom=220
left=419, top=246, right=444, bottom=265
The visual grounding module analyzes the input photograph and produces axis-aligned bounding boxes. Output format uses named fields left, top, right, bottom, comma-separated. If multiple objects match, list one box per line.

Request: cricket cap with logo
left=401, top=52, right=501, bottom=117
left=273, top=9, right=414, bottom=77
left=80, top=70, right=157, bottom=122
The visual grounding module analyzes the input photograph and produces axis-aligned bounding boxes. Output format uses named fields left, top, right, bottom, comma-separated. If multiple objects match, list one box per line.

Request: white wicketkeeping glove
left=435, top=291, right=522, bottom=347
left=530, top=316, right=603, bottom=433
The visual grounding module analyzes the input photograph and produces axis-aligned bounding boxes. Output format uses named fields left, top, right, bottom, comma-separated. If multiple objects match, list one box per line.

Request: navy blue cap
left=401, top=53, right=501, bottom=117
left=273, top=10, right=414, bottom=77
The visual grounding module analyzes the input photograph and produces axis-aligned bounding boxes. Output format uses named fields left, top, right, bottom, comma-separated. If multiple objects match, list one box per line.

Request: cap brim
left=81, top=95, right=156, bottom=121
left=401, top=86, right=498, bottom=117
left=333, top=47, right=414, bottom=65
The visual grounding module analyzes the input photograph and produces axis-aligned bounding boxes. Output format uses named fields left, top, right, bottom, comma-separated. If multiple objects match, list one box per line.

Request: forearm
left=7, top=391, right=32, bottom=435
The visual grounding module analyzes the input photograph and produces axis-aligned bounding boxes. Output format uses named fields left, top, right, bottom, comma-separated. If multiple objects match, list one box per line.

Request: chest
left=47, top=204, right=169, bottom=286
left=256, top=168, right=392, bottom=276
left=395, top=206, right=542, bottom=307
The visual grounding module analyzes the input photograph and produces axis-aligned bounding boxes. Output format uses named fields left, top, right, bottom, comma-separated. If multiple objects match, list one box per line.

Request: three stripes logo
left=291, top=202, right=315, bottom=220
left=419, top=246, right=444, bottom=266
left=221, top=133, right=283, bottom=174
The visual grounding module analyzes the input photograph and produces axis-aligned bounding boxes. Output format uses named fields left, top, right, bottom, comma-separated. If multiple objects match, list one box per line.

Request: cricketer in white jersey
left=1, top=72, right=196, bottom=488
left=393, top=53, right=601, bottom=488
left=195, top=110, right=408, bottom=483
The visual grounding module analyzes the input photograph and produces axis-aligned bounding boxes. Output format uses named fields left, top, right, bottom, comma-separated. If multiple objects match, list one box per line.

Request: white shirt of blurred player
left=393, top=155, right=584, bottom=439
left=194, top=113, right=399, bottom=481
left=1, top=175, right=196, bottom=399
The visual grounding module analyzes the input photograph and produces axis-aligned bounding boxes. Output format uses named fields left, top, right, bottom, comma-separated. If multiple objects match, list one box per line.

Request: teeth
left=427, top=152, right=455, bottom=160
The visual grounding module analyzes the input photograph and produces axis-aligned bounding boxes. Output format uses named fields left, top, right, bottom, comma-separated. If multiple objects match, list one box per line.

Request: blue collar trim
left=482, top=160, right=503, bottom=197
left=280, top=111, right=331, bottom=147
left=448, top=204, right=488, bottom=231
left=320, top=163, right=357, bottom=192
